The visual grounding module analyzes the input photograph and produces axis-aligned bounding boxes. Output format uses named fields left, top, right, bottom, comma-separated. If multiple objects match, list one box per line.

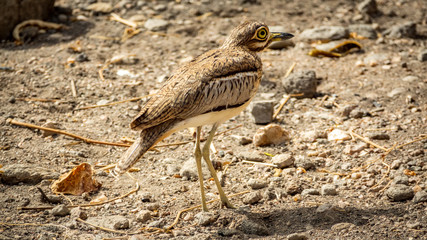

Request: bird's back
left=130, top=47, right=262, bottom=131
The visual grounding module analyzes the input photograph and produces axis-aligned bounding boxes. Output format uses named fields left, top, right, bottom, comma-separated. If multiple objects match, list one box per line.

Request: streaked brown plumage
left=114, top=20, right=293, bottom=211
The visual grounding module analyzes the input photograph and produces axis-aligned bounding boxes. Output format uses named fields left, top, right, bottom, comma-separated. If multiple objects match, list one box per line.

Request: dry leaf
left=51, top=163, right=101, bottom=195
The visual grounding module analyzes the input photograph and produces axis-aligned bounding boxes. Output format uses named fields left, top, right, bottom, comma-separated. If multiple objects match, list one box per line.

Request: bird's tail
left=112, top=120, right=176, bottom=177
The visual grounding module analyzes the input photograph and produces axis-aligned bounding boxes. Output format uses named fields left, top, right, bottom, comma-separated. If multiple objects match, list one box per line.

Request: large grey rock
left=0, top=0, right=55, bottom=39
left=299, top=26, right=349, bottom=41
left=385, top=184, right=414, bottom=201
left=1, top=164, right=59, bottom=185
left=383, top=22, right=417, bottom=38
left=282, top=70, right=317, bottom=98
left=348, top=24, right=377, bottom=39
left=250, top=100, right=274, bottom=124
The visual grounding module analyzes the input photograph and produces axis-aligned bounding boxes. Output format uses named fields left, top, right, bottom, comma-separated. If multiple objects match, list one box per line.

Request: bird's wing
left=130, top=49, right=261, bottom=131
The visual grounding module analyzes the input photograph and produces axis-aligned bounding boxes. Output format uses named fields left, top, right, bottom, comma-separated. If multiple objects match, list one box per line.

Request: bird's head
left=221, top=20, right=294, bottom=52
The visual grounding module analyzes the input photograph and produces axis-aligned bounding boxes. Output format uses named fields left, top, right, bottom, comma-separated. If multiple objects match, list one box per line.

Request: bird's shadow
left=216, top=203, right=406, bottom=236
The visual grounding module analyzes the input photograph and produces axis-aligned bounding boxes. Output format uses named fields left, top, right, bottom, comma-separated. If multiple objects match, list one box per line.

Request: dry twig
left=349, top=130, right=388, bottom=151
left=8, top=118, right=131, bottom=148
left=273, top=93, right=303, bottom=120
left=110, top=13, right=138, bottom=28
left=13, top=20, right=64, bottom=43
left=75, top=95, right=151, bottom=110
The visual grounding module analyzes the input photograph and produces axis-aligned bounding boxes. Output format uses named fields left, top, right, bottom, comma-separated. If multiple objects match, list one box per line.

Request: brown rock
left=253, top=124, right=290, bottom=147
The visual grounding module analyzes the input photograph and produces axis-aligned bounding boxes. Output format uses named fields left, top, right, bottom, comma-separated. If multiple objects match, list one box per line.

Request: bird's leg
left=195, top=126, right=209, bottom=212
left=202, top=123, right=235, bottom=209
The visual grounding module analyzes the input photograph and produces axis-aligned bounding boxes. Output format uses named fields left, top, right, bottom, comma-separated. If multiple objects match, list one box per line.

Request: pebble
left=328, top=129, right=351, bottom=142
left=1, top=164, right=59, bottom=185
left=294, top=156, right=315, bottom=170
left=299, top=26, right=349, bottom=41
left=41, top=121, right=63, bottom=137
left=179, top=157, right=209, bottom=180
left=406, top=221, right=421, bottom=229
left=300, top=130, right=325, bottom=143
left=253, top=124, right=290, bottom=147
left=383, top=22, right=417, bottom=38
left=363, top=53, right=389, bottom=66
left=247, top=179, right=268, bottom=190
left=232, top=135, right=253, bottom=145
left=51, top=205, right=70, bottom=217
left=286, top=180, right=301, bottom=195
left=385, top=184, right=414, bottom=201
left=390, top=160, right=402, bottom=169
left=349, top=108, right=368, bottom=119
left=267, top=26, right=295, bottom=49
left=343, top=142, right=368, bottom=155
left=413, top=191, right=427, bottom=203
left=70, top=207, right=87, bottom=220
left=321, top=184, right=338, bottom=196
left=393, top=175, right=409, bottom=185
left=75, top=53, right=89, bottom=62
left=85, top=2, right=113, bottom=13
left=271, top=153, right=294, bottom=168
left=366, top=132, right=390, bottom=140
left=418, top=49, right=427, bottom=62
left=357, top=0, right=378, bottom=16
left=287, top=232, right=308, bottom=240
left=218, top=228, right=240, bottom=237
left=331, top=222, right=356, bottom=231
left=387, top=87, right=406, bottom=98
left=237, top=218, right=269, bottom=236
left=282, top=70, right=317, bottom=98
left=195, top=212, right=217, bottom=226
left=138, top=192, right=154, bottom=202
left=236, top=151, right=265, bottom=162
left=316, top=203, right=334, bottom=213
left=147, top=218, right=166, bottom=228
left=348, top=24, right=377, bottom=39
left=250, top=100, right=274, bottom=124
left=144, top=18, right=168, bottom=31
left=336, top=104, right=357, bottom=117
left=301, top=188, right=320, bottom=196
left=243, top=191, right=263, bottom=204
left=146, top=202, right=160, bottom=211
left=136, top=210, right=151, bottom=223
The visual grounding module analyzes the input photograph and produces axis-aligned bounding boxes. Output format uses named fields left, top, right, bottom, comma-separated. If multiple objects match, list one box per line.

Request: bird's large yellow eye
left=256, top=27, right=268, bottom=40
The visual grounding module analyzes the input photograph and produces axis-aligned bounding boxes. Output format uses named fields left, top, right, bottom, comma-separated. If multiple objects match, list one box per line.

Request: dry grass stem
left=13, top=20, right=64, bottom=43
left=70, top=79, right=77, bottom=97
left=349, top=130, right=389, bottom=151
left=76, top=218, right=127, bottom=234
left=110, top=13, right=138, bottom=28
left=7, top=119, right=131, bottom=148
left=242, top=160, right=277, bottom=168
left=75, top=95, right=152, bottom=110
left=284, top=62, right=296, bottom=78
left=273, top=93, right=303, bottom=120
left=16, top=98, right=59, bottom=102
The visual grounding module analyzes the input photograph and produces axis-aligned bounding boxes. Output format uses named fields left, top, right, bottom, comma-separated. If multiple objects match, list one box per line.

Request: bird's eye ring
left=256, top=27, right=268, bottom=40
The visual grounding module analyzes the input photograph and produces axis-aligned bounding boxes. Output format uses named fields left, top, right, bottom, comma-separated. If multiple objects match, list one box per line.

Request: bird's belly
left=172, top=99, right=253, bottom=132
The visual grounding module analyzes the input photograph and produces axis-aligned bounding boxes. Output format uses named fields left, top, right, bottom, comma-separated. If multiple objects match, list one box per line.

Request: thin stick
left=18, top=181, right=140, bottom=211
left=0, top=222, right=67, bottom=229
left=284, top=62, right=296, bottom=78
left=317, top=95, right=329, bottom=107
left=242, top=160, right=277, bottom=167
left=7, top=118, right=131, bottom=148
left=110, top=13, right=138, bottom=28
left=70, top=79, right=77, bottom=97
left=349, top=130, right=389, bottom=151
left=75, top=95, right=152, bottom=110
left=166, top=190, right=250, bottom=230
left=16, top=98, right=59, bottom=102
left=76, top=218, right=127, bottom=234
left=273, top=93, right=303, bottom=120
left=394, top=135, right=427, bottom=150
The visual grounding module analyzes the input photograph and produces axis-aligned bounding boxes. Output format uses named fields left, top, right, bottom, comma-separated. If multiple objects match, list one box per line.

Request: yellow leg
left=195, top=126, right=208, bottom=212
left=202, top=123, right=235, bottom=209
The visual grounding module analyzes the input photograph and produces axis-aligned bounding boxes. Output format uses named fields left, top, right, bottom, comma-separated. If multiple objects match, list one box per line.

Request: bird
left=113, top=20, right=294, bottom=212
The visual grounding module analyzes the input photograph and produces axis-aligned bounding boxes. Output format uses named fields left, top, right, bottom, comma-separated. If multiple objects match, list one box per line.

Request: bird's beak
left=269, top=32, right=294, bottom=42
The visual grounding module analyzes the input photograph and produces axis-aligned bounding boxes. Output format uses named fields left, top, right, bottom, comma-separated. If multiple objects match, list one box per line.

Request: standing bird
left=114, top=20, right=293, bottom=211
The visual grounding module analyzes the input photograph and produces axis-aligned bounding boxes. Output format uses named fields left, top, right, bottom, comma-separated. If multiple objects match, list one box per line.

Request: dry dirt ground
left=1, top=0, right=426, bottom=239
